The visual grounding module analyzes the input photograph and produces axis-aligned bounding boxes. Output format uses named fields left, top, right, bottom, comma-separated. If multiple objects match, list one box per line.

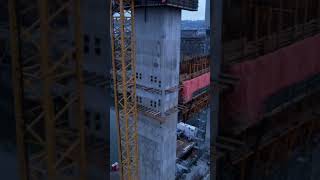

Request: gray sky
left=182, top=0, right=206, bottom=20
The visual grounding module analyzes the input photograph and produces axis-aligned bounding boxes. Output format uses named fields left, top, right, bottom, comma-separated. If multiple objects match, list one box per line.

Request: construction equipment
left=8, top=0, right=87, bottom=179
left=110, top=0, right=139, bottom=180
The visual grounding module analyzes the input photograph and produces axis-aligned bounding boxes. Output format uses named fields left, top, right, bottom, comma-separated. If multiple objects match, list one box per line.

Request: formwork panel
left=181, top=72, right=210, bottom=103
left=222, top=34, right=320, bottom=129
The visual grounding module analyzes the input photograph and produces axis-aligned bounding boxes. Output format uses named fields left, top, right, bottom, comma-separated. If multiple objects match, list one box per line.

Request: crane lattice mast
left=9, top=0, right=87, bottom=179
left=110, top=0, right=139, bottom=180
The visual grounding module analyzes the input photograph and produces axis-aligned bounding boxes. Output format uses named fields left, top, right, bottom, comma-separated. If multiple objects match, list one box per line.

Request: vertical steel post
left=318, top=0, right=320, bottom=29
left=110, top=5, right=124, bottom=180
left=10, top=1, right=87, bottom=179
left=294, top=0, right=299, bottom=39
left=106, top=1, right=112, bottom=179
left=210, top=0, right=223, bottom=179
left=279, top=0, right=283, bottom=33
left=303, top=0, right=308, bottom=36
left=255, top=3, right=259, bottom=42
left=38, top=0, right=56, bottom=179
left=8, top=0, right=29, bottom=179
left=73, top=0, right=87, bottom=179
left=241, top=0, right=248, bottom=56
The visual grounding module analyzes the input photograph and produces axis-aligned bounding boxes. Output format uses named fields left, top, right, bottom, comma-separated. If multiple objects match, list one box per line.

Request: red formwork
left=182, top=72, right=210, bottom=103
left=223, top=34, right=320, bottom=127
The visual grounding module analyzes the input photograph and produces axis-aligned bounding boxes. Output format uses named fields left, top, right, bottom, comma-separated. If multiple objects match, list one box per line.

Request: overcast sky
left=182, top=0, right=206, bottom=20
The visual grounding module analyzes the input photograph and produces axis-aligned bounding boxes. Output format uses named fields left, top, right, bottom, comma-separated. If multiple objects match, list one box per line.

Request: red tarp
left=182, top=72, right=210, bottom=103
left=224, top=34, right=320, bottom=127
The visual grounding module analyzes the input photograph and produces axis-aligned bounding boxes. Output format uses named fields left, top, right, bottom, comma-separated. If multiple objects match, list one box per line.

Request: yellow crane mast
left=110, top=0, right=139, bottom=180
left=9, top=0, right=87, bottom=179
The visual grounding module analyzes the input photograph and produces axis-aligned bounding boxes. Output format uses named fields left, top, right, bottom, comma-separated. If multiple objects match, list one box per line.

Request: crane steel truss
left=8, top=0, right=87, bottom=179
left=111, top=0, right=139, bottom=180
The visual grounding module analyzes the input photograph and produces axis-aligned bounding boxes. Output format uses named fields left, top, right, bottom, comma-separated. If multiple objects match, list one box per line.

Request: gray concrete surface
left=135, top=6, right=182, bottom=180
left=77, top=0, right=110, bottom=139
left=205, top=0, right=210, bottom=29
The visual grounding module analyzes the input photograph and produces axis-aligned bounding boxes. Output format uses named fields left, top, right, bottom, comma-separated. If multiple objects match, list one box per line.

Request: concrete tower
left=135, top=7, right=181, bottom=179
left=205, top=0, right=210, bottom=29
left=134, top=1, right=198, bottom=180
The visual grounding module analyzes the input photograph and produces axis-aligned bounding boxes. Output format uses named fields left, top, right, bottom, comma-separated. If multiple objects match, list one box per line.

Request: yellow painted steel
left=9, top=0, right=87, bottom=179
left=73, top=0, right=87, bottom=179
left=38, top=1, right=56, bottom=179
left=8, top=1, right=29, bottom=180
left=111, top=0, right=139, bottom=179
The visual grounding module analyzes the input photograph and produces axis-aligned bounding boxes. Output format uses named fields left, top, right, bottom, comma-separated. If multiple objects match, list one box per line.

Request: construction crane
left=110, top=0, right=139, bottom=180
left=8, top=0, right=87, bottom=179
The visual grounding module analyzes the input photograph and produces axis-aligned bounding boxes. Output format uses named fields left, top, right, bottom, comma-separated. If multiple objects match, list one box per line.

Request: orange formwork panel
left=181, top=72, right=210, bottom=103
left=223, top=34, right=320, bottom=128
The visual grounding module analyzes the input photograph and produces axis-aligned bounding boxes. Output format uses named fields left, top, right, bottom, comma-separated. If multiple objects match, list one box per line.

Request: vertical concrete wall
left=136, top=7, right=181, bottom=114
left=135, top=7, right=181, bottom=180
left=80, top=0, right=109, bottom=139
left=138, top=113, right=178, bottom=180
left=81, top=0, right=109, bottom=74
left=205, top=0, right=210, bottom=29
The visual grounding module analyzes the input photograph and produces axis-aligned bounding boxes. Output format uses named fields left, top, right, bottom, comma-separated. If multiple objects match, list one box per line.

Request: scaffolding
left=180, top=56, right=209, bottom=82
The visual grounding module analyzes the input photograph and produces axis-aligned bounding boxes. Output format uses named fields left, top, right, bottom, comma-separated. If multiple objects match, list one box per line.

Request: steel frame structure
left=110, top=0, right=139, bottom=180
left=216, top=87, right=320, bottom=180
left=216, top=120, right=320, bottom=180
left=9, top=0, right=87, bottom=179
left=180, top=55, right=209, bottom=81
left=180, top=92, right=209, bottom=121
left=234, top=117, right=320, bottom=180
left=210, top=0, right=320, bottom=179
left=223, top=0, right=320, bottom=64
left=179, top=56, right=210, bottom=121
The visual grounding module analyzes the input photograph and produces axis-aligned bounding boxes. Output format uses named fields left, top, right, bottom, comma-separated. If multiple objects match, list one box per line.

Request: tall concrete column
left=211, top=0, right=223, bottom=179
left=135, top=7, right=181, bottom=180
left=79, top=0, right=109, bottom=139
left=205, top=0, right=210, bottom=29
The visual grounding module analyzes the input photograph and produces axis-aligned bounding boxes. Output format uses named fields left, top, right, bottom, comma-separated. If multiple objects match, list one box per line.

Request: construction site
left=1, top=0, right=320, bottom=180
